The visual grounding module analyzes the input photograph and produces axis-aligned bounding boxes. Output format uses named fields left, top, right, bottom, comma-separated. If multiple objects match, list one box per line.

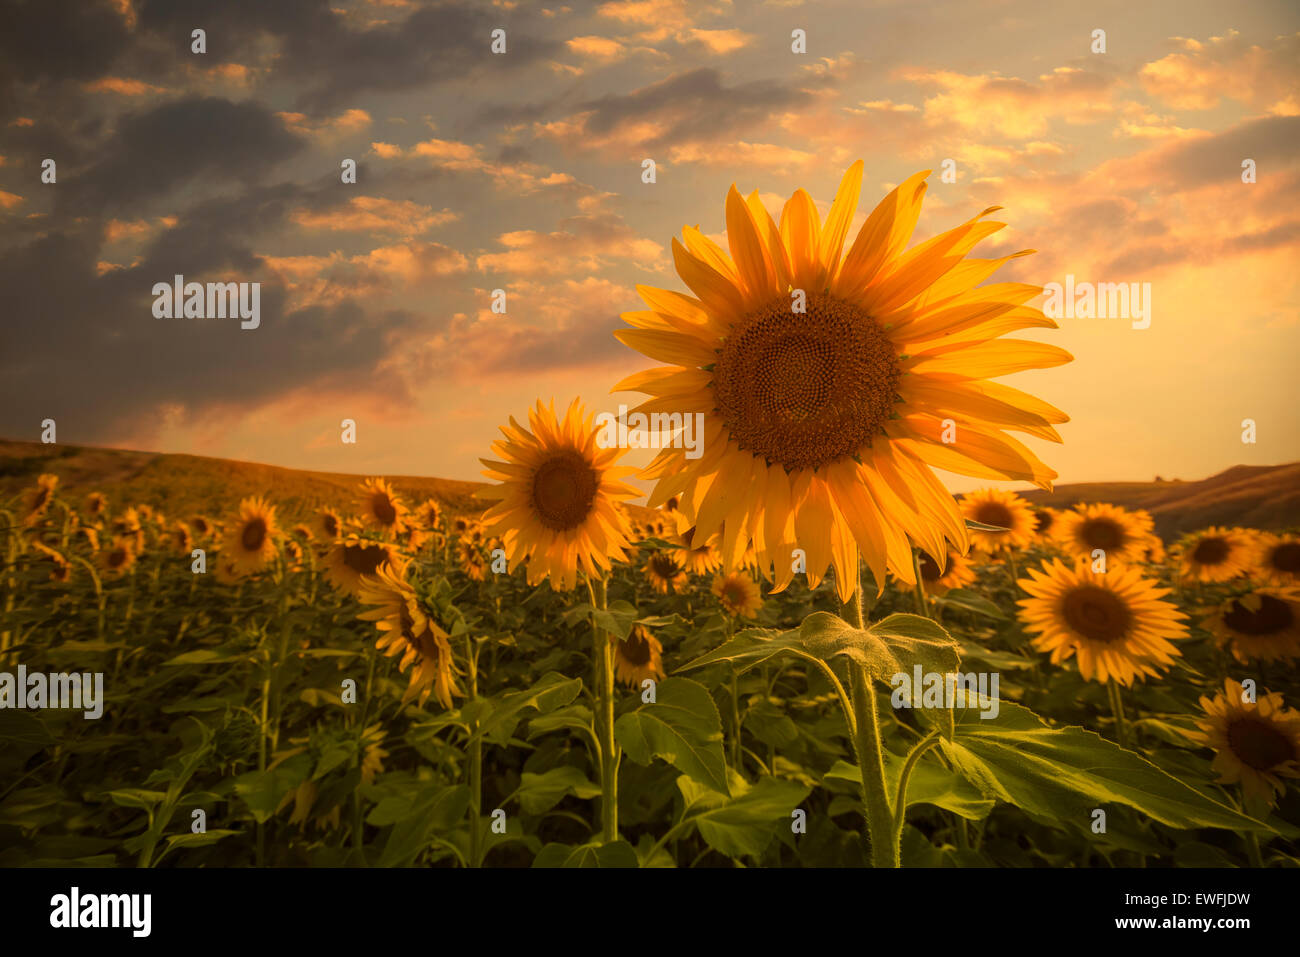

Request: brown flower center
left=649, top=553, right=683, bottom=579
left=1191, top=536, right=1230, bottom=566
left=1223, top=595, right=1293, bottom=636
left=371, top=493, right=397, bottom=526
left=917, top=552, right=944, bottom=582
left=1062, top=585, right=1132, bottom=643
left=241, top=518, right=268, bottom=552
left=323, top=513, right=339, bottom=537
left=713, top=293, right=900, bottom=472
left=620, top=631, right=652, bottom=666
left=1079, top=518, right=1124, bottom=551
left=1226, top=716, right=1296, bottom=771
left=343, top=543, right=388, bottom=575
left=530, top=449, right=599, bottom=531
left=108, top=547, right=128, bottom=568
left=1269, top=542, right=1300, bottom=574
left=1033, top=510, right=1053, bottom=533
left=975, top=502, right=1013, bottom=529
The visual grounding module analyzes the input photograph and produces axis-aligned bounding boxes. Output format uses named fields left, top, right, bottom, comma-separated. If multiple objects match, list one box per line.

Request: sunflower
left=1052, top=503, right=1153, bottom=565
left=97, top=537, right=136, bottom=577
left=612, top=625, right=665, bottom=687
left=1187, top=679, right=1300, bottom=809
left=712, top=571, right=763, bottom=617
left=1139, top=533, right=1166, bottom=564
left=292, top=523, right=313, bottom=540
left=1251, top=532, right=1300, bottom=587
left=223, top=497, right=278, bottom=575
left=78, top=525, right=101, bottom=551
left=643, top=549, right=689, bottom=594
left=458, top=540, right=488, bottom=581
left=960, top=488, right=1037, bottom=553
left=1175, top=526, right=1254, bottom=583
left=23, top=473, right=59, bottom=524
left=915, top=547, right=976, bottom=596
left=1204, top=588, right=1300, bottom=664
left=613, top=163, right=1070, bottom=602
left=324, top=536, right=397, bottom=596
left=449, top=514, right=476, bottom=537
left=314, top=507, right=344, bottom=541
left=672, top=524, right=723, bottom=575
left=169, top=522, right=193, bottom=554
left=360, top=723, right=389, bottom=785
left=190, top=515, right=213, bottom=538
left=31, top=542, right=71, bottom=583
left=357, top=477, right=408, bottom=535
left=112, top=507, right=145, bottom=551
left=415, top=498, right=443, bottom=531
left=83, top=492, right=107, bottom=520
left=1017, top=558, right=1187, bottom=686
left=355, top=559, right=460, bottom=708
left=478, top=399, right=637, bottom=591
left=1031, top=506, right=1060, bottom=540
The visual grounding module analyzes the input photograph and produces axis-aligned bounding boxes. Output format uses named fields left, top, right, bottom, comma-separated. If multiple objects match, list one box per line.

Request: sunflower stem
left=587, top=575, right=619, bottom=844
left=910, top=549, right=928, bottom=617
left=1107, top=679, right=1129, bottom=750
left=465, top=633, right=483, bottom=868
left=849, top=663, right=897, bottom=867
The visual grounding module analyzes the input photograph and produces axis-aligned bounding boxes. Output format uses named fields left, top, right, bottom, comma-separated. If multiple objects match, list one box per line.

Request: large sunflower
left=960, top=487, right=1037, bottom=552
left=1188, top=679, right=1300, bottom=808
left=478, top=399, right=638, bottom=591
left=1250, top=532, right=1300, bottom=587
left=613, top=163, right=1070, bottom=601
left=612, top=625, right=665, bottom=687
left=357, top=477, right=408, bottom=535
left=355, top=559, right=459, bottom=708
left=324, top=536, right=397, bottom=596
left=1204, top=588, right=1300, bottom=664
left=1052, top=503, right=1153, bottom=565
left=1017, top=558, right=1187, bottom=686
left=1174, top=526, right=1254, bottom=583
left=223, top=497, right=279, bottom=575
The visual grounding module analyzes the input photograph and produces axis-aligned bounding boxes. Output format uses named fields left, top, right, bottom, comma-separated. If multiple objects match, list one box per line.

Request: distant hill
left=1, top=439, right=1294, bottom=538
left=1022, top=463, right=1300, bottom=539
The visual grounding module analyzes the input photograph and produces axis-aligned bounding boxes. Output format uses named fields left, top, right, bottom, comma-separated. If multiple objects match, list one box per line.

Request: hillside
left=1, top=439, right=1295, bottom=538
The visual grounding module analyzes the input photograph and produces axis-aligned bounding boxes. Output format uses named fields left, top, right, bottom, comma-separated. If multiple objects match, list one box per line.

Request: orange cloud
left=83, top=77, right=167, bottom=95
left=278, top=108, right=372, bottom=139
left=1139, top=31, right=1300, bottom=114
left=476, top=214, right=662, bottom=277
left=290, top=196, right=458, bottom=237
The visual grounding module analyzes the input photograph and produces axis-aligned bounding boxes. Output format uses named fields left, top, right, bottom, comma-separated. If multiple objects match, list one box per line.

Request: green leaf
left=475, top=672, right=583, bottom=745
left=935, top=589, right=1007, bottom=620
left=941, top=699, right=1269, bottom=833
left=825, top=757, right=994, bottom=821
left=161, top=829, right=240, bottom=852
left=965, top=518, right=1009, bottom=532
left=232, top=753, right=312, bottom=824
left=532, top=839, right=639, bottom=868
left=514, top=767, right=601, bottom=815
left=105, top=789, right=167, bottom=811
left=615, top=677, right=729, bottom=795
left=677, top=774, right=811, bottom=859
left=378, top=784, right=472, bottom=867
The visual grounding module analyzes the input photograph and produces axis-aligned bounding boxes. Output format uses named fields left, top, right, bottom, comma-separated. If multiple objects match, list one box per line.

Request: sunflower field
left=2, top=167, right=1298, bottom=870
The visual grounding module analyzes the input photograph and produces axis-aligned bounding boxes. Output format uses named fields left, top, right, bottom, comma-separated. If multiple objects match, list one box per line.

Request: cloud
left=1139, top=31, right=1300, bottom=114
left=475, top=213, right=662, bottom=278
left=276, top=108, right=372, bottom=140
left=289, top=196, right=458, bottom=237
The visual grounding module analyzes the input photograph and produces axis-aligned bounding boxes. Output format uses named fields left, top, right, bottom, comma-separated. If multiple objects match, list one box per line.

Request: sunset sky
left=1, top=0, right=1297, bottom=494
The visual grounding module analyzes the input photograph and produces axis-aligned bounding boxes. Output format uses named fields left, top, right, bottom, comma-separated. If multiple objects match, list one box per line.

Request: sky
left=1, top=0, right=1297, bottom=495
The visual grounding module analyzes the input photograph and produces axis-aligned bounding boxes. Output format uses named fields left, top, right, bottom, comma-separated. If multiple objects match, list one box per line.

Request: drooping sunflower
left=1174, top=526, right=1254, bottom=583
left=23, top=473, right=59, bottom=525
left=355, top=559, right=460, bottom=708
left=222, top=497, right=279, bottom=575
left=31, top=542, right=72, bottom=583
left=478, top=399, right=638, bottom=591
left=324, top=536, right=397, bottom=596
left=97, top=537, right=136, bottom=577
left=1031, top=506, right=1060, bottom=540
left=960, top=488, right=1037, bottom=553
left=112, top=506, right=145, bottom=551
left=1052, top=503, right=1153, bottom=565
left=360, top=723, right=390, bottom=785
left=1204, top=588, right=1300, bottom=664
left=712, top=571, right=763, bottom=617
left=643, top=549, right=689, bottom=594
left=1187, top=679, right=1300, bottom=809
left=915, top=547, right=976, bottom=596
left=169, top=522, right=193, bottom=554
left=457, top=540, right=489, bottom=581
left=1251, top=532, right=1300, bottom=587
left=612, top=625, right=665, bottom=687
left=613, top=162, right=1070, bottom=601
left=314, top=507, right=344, bottom=541
left=357, top=477, right=408, bottom=535
left=672, top=525, right=723, bottom=575
left=1017, top=558, right=1188, bottom=686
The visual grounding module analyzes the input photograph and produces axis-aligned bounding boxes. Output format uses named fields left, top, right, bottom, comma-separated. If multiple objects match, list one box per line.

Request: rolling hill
left=1, top=438, right=1295, bottom=539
